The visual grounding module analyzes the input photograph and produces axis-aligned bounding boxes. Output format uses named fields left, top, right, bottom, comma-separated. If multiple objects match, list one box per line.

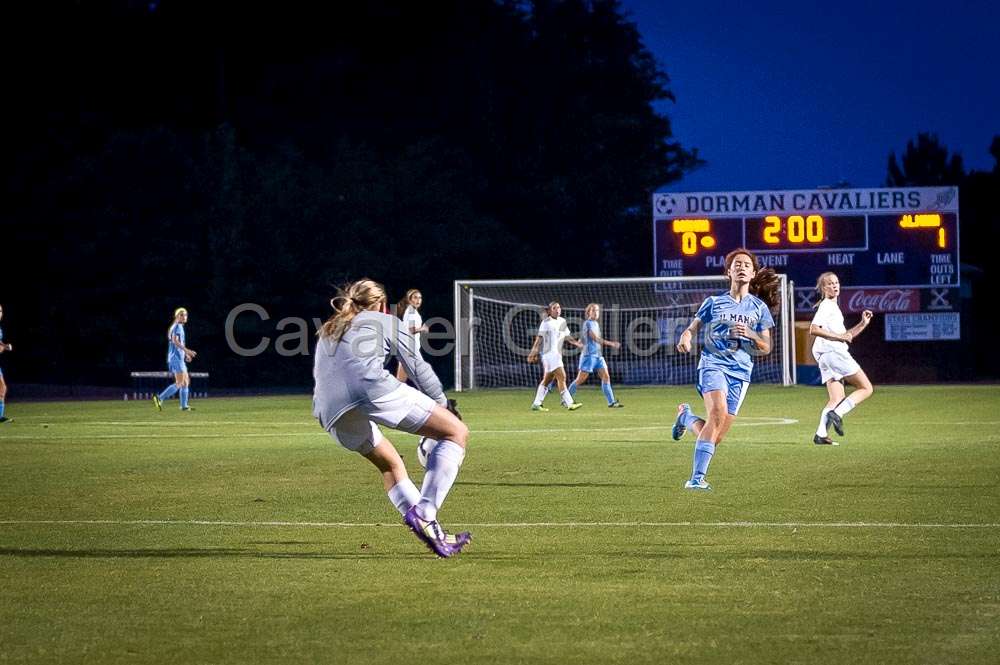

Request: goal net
left=453, top=276, right=794, bottom=391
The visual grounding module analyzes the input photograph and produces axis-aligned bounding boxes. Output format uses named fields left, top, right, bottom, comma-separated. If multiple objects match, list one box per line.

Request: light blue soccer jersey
left=695, top=292, right=774, bottom=382
left=167, top=323, right=185, bottom=364
left=582, top=319, right=602, bottom=357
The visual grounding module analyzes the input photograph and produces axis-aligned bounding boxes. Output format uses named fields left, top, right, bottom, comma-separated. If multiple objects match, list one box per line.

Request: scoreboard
left=653, top=187, right=959, bottom=288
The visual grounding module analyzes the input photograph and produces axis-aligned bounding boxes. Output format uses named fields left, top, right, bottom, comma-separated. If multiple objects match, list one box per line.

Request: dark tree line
left=885, top=132, right=1000, bottom=379
left=3, top=0, right=700, bottom=388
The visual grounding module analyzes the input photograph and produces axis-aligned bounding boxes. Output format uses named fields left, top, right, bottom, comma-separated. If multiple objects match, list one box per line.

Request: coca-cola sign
left=843, top=288, right=919, bottom=313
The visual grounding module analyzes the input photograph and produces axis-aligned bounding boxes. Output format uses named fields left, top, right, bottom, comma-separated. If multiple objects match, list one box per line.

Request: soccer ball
left=416, top=436, right=436, bottom=469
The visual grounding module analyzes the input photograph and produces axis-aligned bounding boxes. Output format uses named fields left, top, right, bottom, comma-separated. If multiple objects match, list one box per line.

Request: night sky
left=622, top=0, right=1000, bottom=192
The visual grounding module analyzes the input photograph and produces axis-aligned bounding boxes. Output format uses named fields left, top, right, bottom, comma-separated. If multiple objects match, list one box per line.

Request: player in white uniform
left=527, top=302, right=583, bottom=411
left=395, top=289, right=428, bottom=382
left=313, top=279, right=470, bottom=557
left=809, top=272, right=875, bottom=445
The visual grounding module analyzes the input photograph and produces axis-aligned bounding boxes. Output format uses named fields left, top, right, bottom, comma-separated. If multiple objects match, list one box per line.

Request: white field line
left=0, top=519, right=998, bottom=529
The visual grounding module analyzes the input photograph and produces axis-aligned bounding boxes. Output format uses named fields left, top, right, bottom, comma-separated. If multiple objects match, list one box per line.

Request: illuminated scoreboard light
left=653, top=187, right=960, bottom=289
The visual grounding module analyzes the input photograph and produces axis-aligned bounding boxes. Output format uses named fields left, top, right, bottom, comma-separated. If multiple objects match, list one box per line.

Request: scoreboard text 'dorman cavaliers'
left=652, top=187, right=961, bottom=342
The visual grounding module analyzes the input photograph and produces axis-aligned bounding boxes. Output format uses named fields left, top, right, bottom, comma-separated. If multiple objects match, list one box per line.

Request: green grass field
left=2, top=385, right=999, bottom=664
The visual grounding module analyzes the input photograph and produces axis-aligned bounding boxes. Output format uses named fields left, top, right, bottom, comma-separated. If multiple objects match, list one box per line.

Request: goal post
left=454, top=276, right=795, bottom=391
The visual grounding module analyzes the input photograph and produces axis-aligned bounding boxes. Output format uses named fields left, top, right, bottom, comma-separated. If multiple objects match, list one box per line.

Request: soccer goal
left=453, top=276, right=795, bottom=391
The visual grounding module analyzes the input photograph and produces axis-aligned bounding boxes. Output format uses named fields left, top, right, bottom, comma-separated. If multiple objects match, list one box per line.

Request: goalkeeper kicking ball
left=416, top=437, right=436, bottom=469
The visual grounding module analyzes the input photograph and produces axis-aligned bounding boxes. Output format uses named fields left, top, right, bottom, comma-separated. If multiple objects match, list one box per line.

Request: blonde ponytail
left=319, top=279, right=387, bottom=341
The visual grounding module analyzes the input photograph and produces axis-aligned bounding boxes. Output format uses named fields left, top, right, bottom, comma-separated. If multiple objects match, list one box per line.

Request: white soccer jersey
left=538, top=316, right=569, bottom=355
left=403, top=305, right=423, bottom=351
left=811, top=298, right=848, bottom=355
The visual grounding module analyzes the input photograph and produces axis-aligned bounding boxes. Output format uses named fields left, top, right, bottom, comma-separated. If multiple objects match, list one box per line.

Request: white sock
left=416, top=440, right=466, bottom=522
left=532, top=385, right=547, bottom=406
left=560, top=389, right=573, bottom=407
left=817, top=408, right=831, bottom=436
left=387, top=478, right=421, bottom=516
left=834, top=397, right=856, bottom=418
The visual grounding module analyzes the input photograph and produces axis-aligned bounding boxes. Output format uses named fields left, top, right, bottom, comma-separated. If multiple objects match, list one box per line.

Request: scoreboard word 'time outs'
left=652, top=187, right=960, bottom=289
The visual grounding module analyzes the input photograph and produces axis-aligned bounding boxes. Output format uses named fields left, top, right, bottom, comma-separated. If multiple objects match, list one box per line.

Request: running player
left=313, top=278, right=470, bottom=558
left=673, top=249, right=780, bottom=489
left=809, top=272, right=875, bottom=444
left=0, top=304, right=12, bottom=424
left=153, top=307, right=197, bottom=412
left=527, top=302, right=583, bottom=411
left=568, top=303, right=623, bottom=407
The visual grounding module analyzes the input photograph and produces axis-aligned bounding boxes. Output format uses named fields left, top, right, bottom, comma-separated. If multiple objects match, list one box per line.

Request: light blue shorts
left=579, top=355, right=607, bottom=373
left=696, top=367, right=750, bottom=416
left=168, top=358, right=188, bottom=374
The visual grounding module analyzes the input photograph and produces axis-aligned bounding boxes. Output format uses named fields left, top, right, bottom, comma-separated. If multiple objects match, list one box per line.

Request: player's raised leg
left=828, top=369, right=874, bottom=436
left=672, top=402, right=705, bottom=441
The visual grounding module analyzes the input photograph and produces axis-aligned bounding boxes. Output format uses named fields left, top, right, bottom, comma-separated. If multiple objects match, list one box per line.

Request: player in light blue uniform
left=153, top=307, right=197, bottom=411
left=568, top=303, right=623, bottom=407
left=673, top=249, right=780, bottom=489
left=0, top=304, right=12, bottom=423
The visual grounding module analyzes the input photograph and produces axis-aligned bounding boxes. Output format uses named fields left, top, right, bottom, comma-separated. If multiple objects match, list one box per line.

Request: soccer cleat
left=530, top=404, right=549, bottom=412
left=152, top=395, right=162, bottom=412
left=403, top=505, right=459, bottom=558
left=826, top=411, right=844, bottom=436
left=813, top=434, right=840, bottom=446
left=444, top=531, right=473, bottom=549
left=0, top=416, right=11, bottom=424
left=684, top=478, right=712, bottom=490
left=180, top=406, right=195, bottom=411
left=672, top=403, right=690, bottom=441
left=565, top=402, right=583, bottom=411
left=608, top=401, right=624, bottom=408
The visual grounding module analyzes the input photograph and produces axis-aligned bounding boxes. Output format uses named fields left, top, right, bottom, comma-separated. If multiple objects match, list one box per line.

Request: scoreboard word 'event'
left=653, top=187, right=959, bottom=289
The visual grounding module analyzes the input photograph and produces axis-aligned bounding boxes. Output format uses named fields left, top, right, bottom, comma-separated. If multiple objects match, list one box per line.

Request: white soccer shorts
left=815, top=349, right=862, bottom=384
left=541, top=352, right=564, bottom=374
left=329, top=384, right=437, bottom=455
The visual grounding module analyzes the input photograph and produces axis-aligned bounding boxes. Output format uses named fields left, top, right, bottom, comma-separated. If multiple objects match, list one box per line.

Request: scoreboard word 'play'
left=653, top=187, right=959, bottom=289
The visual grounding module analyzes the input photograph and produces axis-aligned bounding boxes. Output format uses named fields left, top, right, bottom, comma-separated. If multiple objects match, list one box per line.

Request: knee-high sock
left=387, top=478, right=421, bottom=516
left=417, top=440, right=465, bottom=521
left=601, top=382, right=615, bottom=404
left=834, top=397, right=855, bottom=418
left=158, top=384, right=179, bottom=401
left=817, top=407, right=832, bottom=436
left=691, top=439, right=716, bottom=483
left=568, top=380, right=578, bottom=397
left=179, top=387, right=190, bottom=409
left=533, top=385, right=547, bottom=406
left=560, top=389, right=574, bottom=407
left=0, top=400, right=5, bottom=418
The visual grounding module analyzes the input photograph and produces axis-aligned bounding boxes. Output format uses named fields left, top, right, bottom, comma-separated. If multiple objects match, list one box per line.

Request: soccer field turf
left=2, top=385, right=999, bottom=664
